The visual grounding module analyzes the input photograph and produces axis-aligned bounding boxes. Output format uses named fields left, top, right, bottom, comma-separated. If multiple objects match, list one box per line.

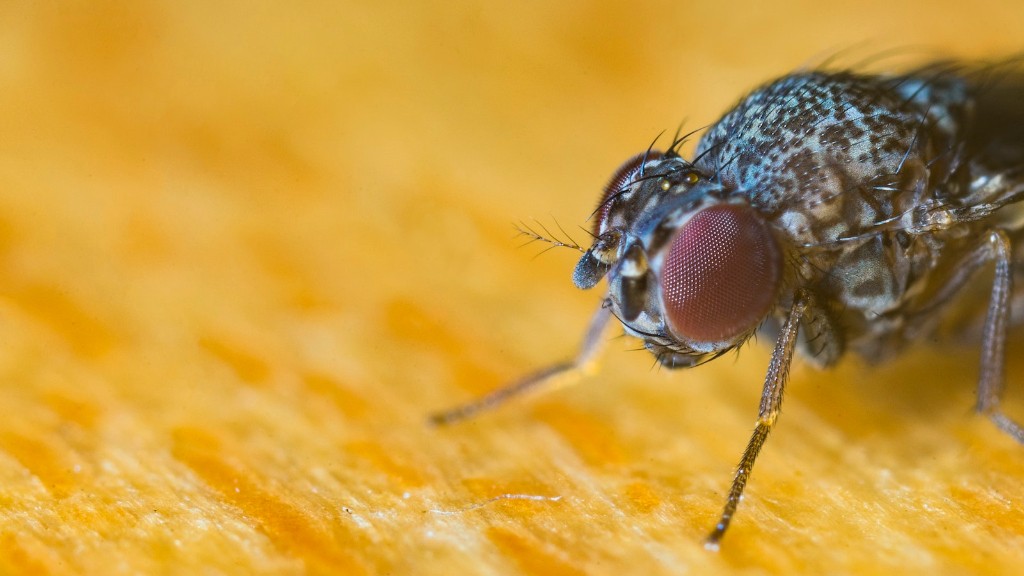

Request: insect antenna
left=552, top=218, right=584, bottom=248
left=514, top=219, right=586, bottom=257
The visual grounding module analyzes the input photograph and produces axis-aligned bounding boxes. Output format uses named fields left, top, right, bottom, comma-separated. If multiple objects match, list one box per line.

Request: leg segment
left=430, top=303, right=612, bottom=426
left=705, top=291, right=809, bottom=550
left=975, top=230, right=1024, bottom=442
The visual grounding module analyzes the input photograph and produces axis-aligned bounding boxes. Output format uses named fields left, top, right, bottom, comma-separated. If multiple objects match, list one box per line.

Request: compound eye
left=593, top=150, right=662, bottom=236
left=660, top=204, right=781, bottom=344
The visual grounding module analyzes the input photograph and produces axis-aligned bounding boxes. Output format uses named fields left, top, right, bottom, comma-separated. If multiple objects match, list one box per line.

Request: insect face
left=581, top=153, right=784, bottom=361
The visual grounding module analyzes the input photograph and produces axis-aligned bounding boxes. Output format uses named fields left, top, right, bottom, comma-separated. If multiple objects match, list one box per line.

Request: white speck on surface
left=428, top=494, right=563, bottom=515
left=347, top=510, right=372, bottom=530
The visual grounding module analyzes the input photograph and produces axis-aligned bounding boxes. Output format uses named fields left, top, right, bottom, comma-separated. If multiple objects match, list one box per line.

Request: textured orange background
left=1, top=1, right=1024, bottom=574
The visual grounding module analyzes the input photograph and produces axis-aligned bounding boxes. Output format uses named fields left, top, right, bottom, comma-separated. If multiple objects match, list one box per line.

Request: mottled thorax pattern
left=683, top=71, right=978, bottom=360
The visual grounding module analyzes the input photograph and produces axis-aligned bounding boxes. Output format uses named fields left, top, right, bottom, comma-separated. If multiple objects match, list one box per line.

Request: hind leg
left=975, top=229, right=1024, bottom=442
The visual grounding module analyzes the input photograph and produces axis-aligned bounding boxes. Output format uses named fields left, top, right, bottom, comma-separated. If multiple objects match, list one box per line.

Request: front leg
left=705, top=289, right=810, bottom=550
left=430, top=303, right=612, bottom=425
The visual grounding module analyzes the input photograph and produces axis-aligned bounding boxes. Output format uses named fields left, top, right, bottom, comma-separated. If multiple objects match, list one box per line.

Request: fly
left=431, top=59, right=1024, bottom=549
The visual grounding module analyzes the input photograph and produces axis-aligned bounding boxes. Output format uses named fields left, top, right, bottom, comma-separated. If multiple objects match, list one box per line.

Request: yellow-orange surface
left=1, top=2, right=1024, bottom=574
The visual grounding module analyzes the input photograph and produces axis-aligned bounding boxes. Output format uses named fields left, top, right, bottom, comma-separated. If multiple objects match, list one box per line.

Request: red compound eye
left=660, top=204, right=781, bottom=344
left=593, top=150, right=662, bottom=236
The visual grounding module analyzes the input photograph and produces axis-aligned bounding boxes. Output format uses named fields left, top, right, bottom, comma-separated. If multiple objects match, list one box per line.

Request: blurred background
left=0, top=1, right=1023, bottom=574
